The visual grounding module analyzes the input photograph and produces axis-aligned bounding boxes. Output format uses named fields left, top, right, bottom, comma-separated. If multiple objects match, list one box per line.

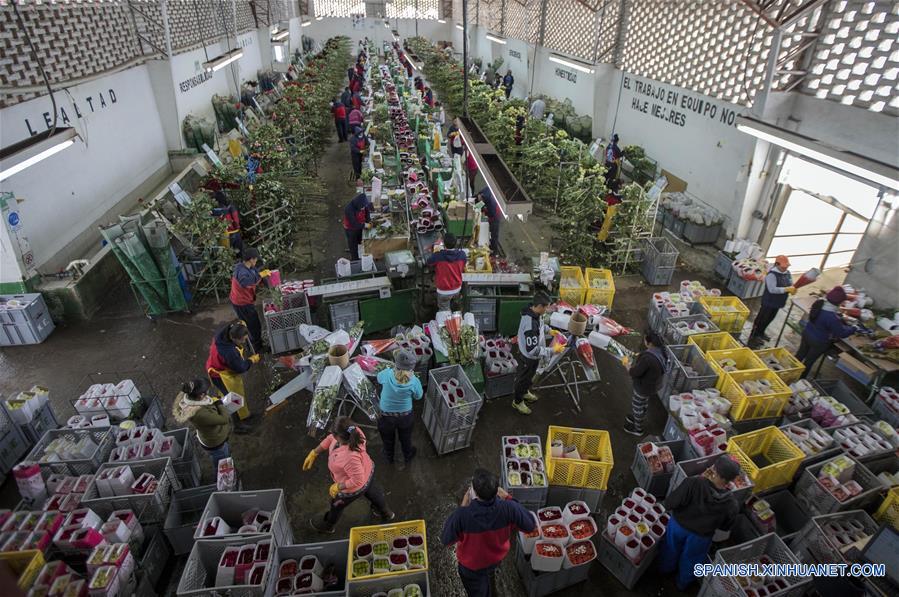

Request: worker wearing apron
left=206, top=321, right=256, bottom=430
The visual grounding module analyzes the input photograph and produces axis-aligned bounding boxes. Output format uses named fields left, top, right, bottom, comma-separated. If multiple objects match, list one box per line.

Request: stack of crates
left=726, top=426, right=805, bottom=494
left=697, top=533, right=810, bottom=597
left=795, top=456, right=885, bottom=515
left=81, top=457, right=180, bottom=524
left=469, top=297, right=497, bottom=332
left=727, top=273, right=765, bottom=299
left=329, top=299, right=360, bottom=333
left=263, top=292, right=312, bottom=355
left=422, top=365, right=483, bottom=455
left=0, top=293, right=55, bottom=346
left=755, top=347, right=806, bottom=384
left=558, top=266, right=587, bottom=305
left=0, top=404, right=30, bottom=480
left=719, top=369, right=792, bottom=421
left=273, top=539, right=348, bottom=596
left=544, top=426, right=613, bottom=511
left=584, top=268, right=615, bottom=309
left=704, top=348, right=767, bottom=389
left=687, top=331, right=742, bottom=355
left=193, top=489, right=293, bottom=547
left=659, top=345, right=718, bottom=407
left=641, top=237, right=678, bottom=286
left=713, top=250, right=735, bottom=284
left=663, top=314, right=718, bottom=346
left=500, top=435, right=548, bottom=510
left=696, top=296, right=750, bottom=334
left=346, top=520, right=429, bottom=595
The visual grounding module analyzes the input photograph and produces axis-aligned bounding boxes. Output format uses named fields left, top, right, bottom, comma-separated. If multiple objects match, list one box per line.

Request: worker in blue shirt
left=376, top=349, right=423, bottom=466
left=476, top=187, right=500, bottom=254
left=796, top=286, right=858, bottom=377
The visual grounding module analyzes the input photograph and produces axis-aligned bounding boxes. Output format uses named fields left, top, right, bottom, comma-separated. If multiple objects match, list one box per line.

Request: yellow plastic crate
left=705, top=348, right=768, bottom=389
left=0, top=550, right=44, bottom=590
left=726, top=426, right=805, bottom=494
left=874, top=487, right=899, bottom=530
left=754, top=347, right=806, bottom=384
left=584, top=268, right=615, bottom=309
left=719, top=369, right=792, bottom=420
left=698, top=296, right=750, bottom=333
left=347, top=520, right=427, bottom=581
left=687, top=332, right=742, bottom=355
left=545, top=426, right=614, bottom=490
left=558, top=266, right=587, bottom=306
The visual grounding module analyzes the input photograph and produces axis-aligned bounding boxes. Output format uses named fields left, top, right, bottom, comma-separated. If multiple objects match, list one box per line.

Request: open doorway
left=764, top=155, right=881, bottom=277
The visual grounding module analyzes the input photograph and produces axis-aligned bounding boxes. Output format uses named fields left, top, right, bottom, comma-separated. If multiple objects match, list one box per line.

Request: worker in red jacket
left=205, top=321, right=256, bottom=430
left=331, top=98, right=347, bottom=142
left=441, top=469, right=536, bottom=596
left=343, top=192, right=371, bottom=261
left=229, top=248, right=271, bottom=353
left=427, top=233, right=467, bottom=313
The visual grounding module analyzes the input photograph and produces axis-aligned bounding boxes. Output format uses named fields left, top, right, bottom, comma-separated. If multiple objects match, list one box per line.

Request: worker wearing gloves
left=205, top=321, right=256, bottom=430
left=748, top=255, right=795, bottom=347
left=795, top=285, right=857, bottom=378
left=624, top=332, right=669, bottom=436
left=303, top=416, right=395, bottom=533
left=441, top=468, right=537, bottom=597
left=512, top=292, right=551, bottom=415
left=173, top=379, right=241, bottom=467
left=349, top=126, right=368, bottom=179
left=229, top=248, right=270, bottom=353
left=659, top=455, right=741, bottom=591
left=476, top=187, right=501, bottom=254
left=376, top=349, right=424, bottom=466
left=427, top=233, right=467, bottom=313
left=342, top=192, right=371, bottom=261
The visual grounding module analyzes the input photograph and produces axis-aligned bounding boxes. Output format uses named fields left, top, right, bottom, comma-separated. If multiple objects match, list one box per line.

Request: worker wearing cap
left=748, top=255, right=795, bottom=347
left=229, top=248, right=270, bottom=354
left=659, top=455, right=742, bottom=591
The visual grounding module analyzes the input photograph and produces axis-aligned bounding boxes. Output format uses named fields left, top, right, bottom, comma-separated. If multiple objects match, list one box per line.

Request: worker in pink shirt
left=302, top=417, right=395, bottom=533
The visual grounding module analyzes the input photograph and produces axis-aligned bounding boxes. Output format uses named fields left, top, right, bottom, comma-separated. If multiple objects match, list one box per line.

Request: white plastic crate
left=194, top=490, right=292, bottom=546
left=177, top=535, right=275, bottom=597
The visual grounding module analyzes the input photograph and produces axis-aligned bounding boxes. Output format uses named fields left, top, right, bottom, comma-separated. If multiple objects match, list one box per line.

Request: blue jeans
left=203, top=442, right=231, bottom=469
left=458, top=563, right=496, bottom=597
left=658, top=514, right=713, bottom=590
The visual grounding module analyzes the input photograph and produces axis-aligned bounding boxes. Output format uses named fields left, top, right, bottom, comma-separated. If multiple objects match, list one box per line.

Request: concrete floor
left=0, top=130, right=863, bottom=596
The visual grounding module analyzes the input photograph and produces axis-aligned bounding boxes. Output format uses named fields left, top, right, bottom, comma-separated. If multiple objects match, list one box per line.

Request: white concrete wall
left=0, top=65, right=170, bottom=277
left=530, top=46, right=595, bottom=117
left=597, top=70, right=756, bottom=231
left=844, top=195, right=899, bottom=309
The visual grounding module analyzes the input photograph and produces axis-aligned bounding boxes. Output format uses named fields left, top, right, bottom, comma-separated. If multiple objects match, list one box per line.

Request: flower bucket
left=568, top=312, right=588, bottom=336
left=328, top=345, right=349, bottom=369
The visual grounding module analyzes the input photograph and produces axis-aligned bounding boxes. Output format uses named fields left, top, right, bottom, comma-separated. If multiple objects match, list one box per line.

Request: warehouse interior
left=0, top=1, right=898, bottom=596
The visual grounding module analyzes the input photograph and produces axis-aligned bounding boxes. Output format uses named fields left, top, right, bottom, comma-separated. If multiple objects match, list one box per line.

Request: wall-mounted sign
left=23, top=88, right=118, bottom=136
left=622, top=74, right=741, bottom=129
left=179, top=71, right=213, bottom=94
left=554, top=68, right=577, bottom=84
left=509, top=49, right=521, bottom=59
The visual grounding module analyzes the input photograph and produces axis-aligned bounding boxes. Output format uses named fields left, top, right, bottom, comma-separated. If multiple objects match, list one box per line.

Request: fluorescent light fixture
left=0, top=127, right=78, bottom=182
left=735, top=116, right=899, bottom=191
left=273, top=45, right=284, bottom=61
left=548, top=54, right=594, bottom=74
left=301, top=20, right=311, bottom=27
left=271, top=29, right=289, bottom=41
left=485, top=33, right=506, bottom=45
left=455, top=24, right=464, bottom=31
left=456, top=122, right=508, bottom=220
left=437, top=19, right=446, bottom=23
left=315, top=15, right=324, bottom=21
left=203, top=48, right=243, bottom=72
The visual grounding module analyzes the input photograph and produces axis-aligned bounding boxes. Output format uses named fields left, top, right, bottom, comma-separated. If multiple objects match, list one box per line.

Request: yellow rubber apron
left=207, top=344, right=251, bottom=420
left=597, top=204, right=618, bottom=241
